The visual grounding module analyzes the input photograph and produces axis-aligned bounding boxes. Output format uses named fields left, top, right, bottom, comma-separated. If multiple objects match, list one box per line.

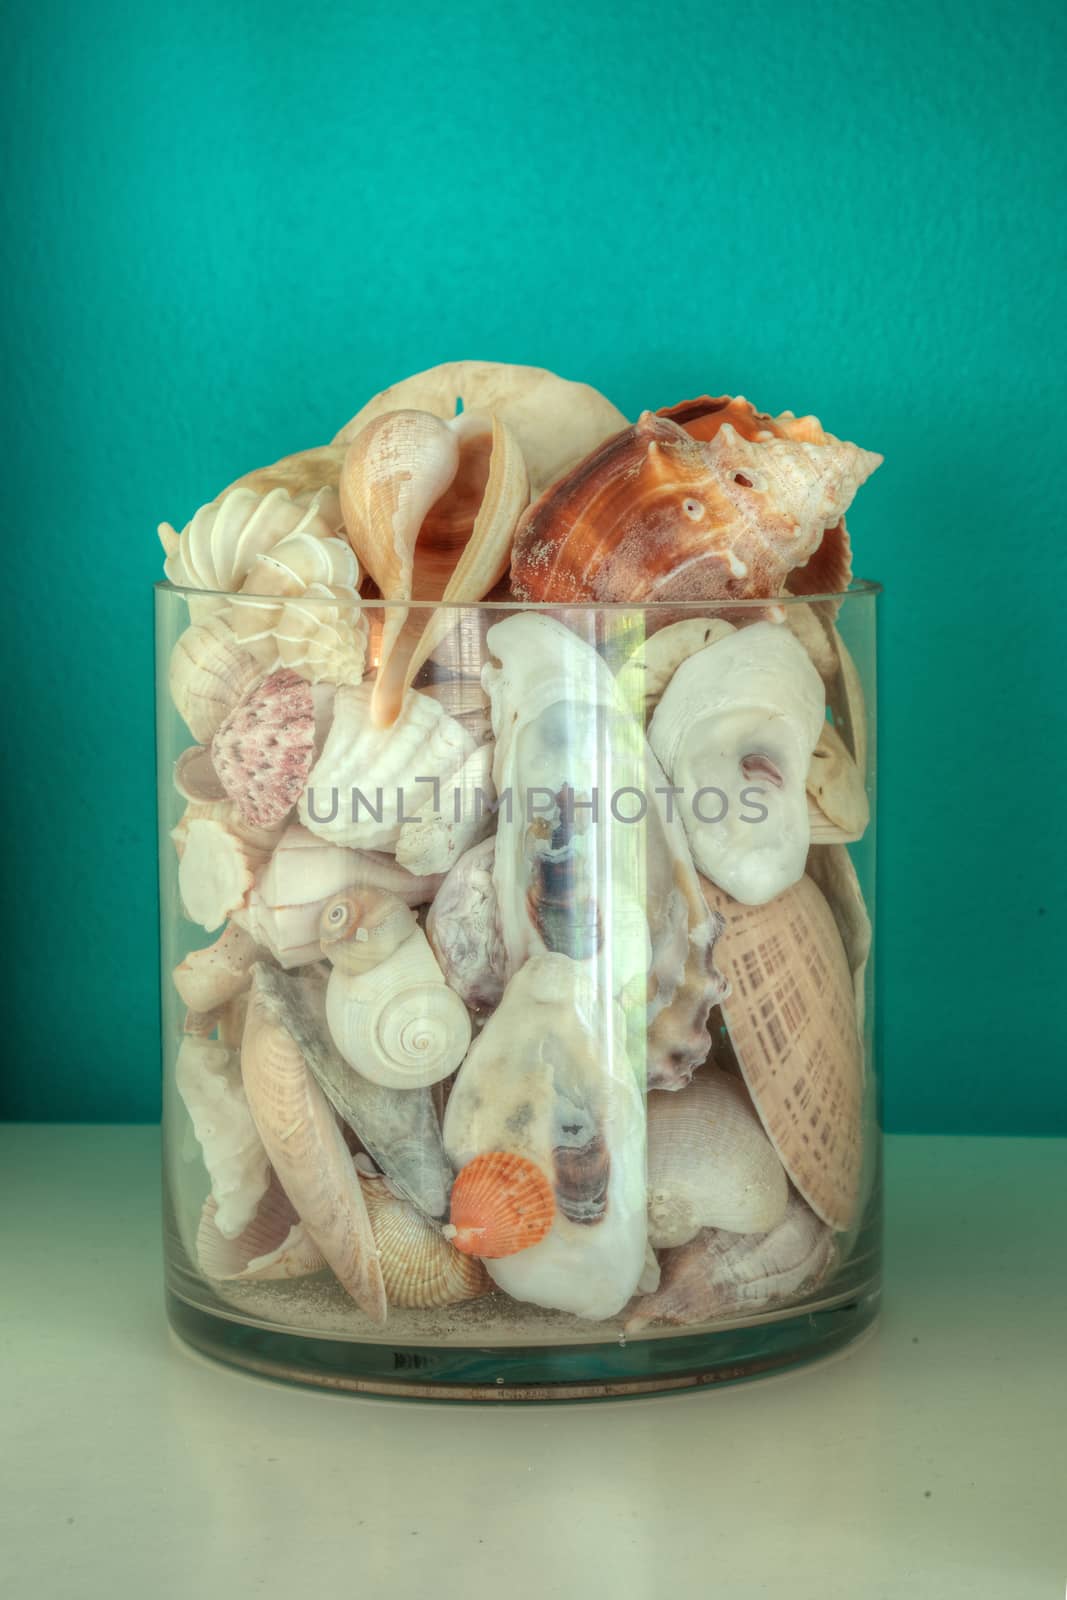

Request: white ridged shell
left=175, top=1035, right=270, bottom=1239
left=359, top=1173, right=489, bottom=1308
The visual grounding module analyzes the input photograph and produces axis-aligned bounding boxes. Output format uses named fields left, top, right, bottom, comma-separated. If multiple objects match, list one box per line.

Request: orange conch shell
left=658, top=395, right=877, bottom=597
left=510, top=411, right=880, bottom=606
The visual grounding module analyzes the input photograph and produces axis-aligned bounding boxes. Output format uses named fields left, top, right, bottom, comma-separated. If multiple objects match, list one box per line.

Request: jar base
left=167, top=1287, right=880, bottom=1402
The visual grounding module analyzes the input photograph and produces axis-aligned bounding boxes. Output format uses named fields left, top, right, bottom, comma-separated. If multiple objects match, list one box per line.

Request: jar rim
left=154, top=577, right=882, bottom=609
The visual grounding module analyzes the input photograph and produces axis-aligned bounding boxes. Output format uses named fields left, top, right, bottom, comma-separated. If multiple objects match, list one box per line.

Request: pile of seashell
left=161, top=361, right=881, bottom=1336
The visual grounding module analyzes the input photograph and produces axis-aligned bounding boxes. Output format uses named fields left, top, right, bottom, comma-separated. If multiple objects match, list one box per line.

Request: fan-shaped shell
left=340, top=408, right=528, bottom=723
left=425, top=835, right=508, bottom=1013
left=175, top=1035, right=270, bottom=1239
left=649, top=621, right=826, bottom=906
left=333, top=359, right=629, bottom=496
left=299, top=680, right=476, bottom=850
left=168, top=613, right=263, bottom=743
left=625, top=1191, right=836, bottom=1331
left=196, top=1170, right=327, bottom=1281
left=360, top=1172, right=489, bottom=1305
left=701, top=874, right=863, bottom=1231
left=510, top=411, right=880, bottom=605
left=646, top=1068, right=788, bottom=1247
left=445, top=1152, right=555, bottom=1258
left=211, top=668, right=316, bottom=830
left=241, top=965, right=387, bottom=1320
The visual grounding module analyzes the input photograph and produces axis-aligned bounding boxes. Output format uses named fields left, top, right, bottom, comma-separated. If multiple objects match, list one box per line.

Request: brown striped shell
left=358, top=1171, right=490, bottom=1308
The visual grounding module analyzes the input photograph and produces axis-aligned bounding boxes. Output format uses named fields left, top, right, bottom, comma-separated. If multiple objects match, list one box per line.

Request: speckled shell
left=173, top=922, right=266, bottom=1013
left=510, top=410, right=880, bottom=605
left=701, top=874, right=863, bottom=1232
left=359, top=1172, right=489, bottom=1306
left=211, top=668, right=316, bottom=830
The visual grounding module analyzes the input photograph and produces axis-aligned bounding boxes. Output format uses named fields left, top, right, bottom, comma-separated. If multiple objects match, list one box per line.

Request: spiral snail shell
left=320, top=888, right=472, bottom=1090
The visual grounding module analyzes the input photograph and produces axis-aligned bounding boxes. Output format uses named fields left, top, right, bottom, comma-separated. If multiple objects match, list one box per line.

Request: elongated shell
left=625, top=1191, right=836, bottom=1331
left=806, top=843, right=872, bottom=1036
left=360, top=1172, right=489, bottom=1307
left=168, top=614, right=263, bottom=743
left=173, top=922, right=266, bottom=1013
left=702, top=874, right=863, bottom=1231
left=196, top=1170, right=327, bottom=1281
left=241, top=966, right=386, bottom=1320
left=175, top=1036, right=270, bottom=1238
left=646, top=1068, right=788, bottom=1246
left=333, top=359, right=628, bottom=496
left=425, top=835, right=508, bottom=1013
left=299, top=680, right=476, bottom=850
left=324, top=924, right=472, bottom=1090
left=510, top=411, right=880, bottom=605
left=249, top=963, right=452, bottom=1219
left=340, top=409, right=528, bottom=723
left=649, top=621, right=826, bottom=906
left=238, top=824, right=442, bottom=968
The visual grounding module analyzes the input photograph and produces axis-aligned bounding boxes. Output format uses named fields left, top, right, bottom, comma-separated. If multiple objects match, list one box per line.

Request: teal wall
left=3, top=0, right=1064, bottom=1130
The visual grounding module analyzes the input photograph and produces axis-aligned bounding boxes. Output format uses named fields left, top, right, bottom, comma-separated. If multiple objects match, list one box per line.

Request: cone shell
left=446, top=1152, right=555, bottom=1258
left=196, top=1170, right=327, bottom=1281
left=701, top=874, right=863, bottom=1231
left=332, top=359, right=628, bottom=496
left=359, top=1172, right=489, bottom=1307
left=211, top=668, right=316, bottom=830
left=169, top=614, right=263, bottom=744
left=510, top=410, right=880, bottom=606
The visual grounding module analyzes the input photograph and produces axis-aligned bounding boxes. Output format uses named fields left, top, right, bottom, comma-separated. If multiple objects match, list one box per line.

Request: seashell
left=358, top=1171, right=489, bottom=1306
left=173, top=922, right=266, bottom=1013
left=183, top=1006, right=220, bottom=1036
left=807, top=720, right=869, bottom=840
left=827, top=625, right=868, bottom=774
left=209, top=668, right=317, bottom=831
left=614, top=617, right=736, bottom=713
left=425, top=835, right=508, bottom=1013
left=625, top=1191, right=836, bottom=1331
left=241, top=965, right=386, bottom=1320
left=333, top=359, right=629, bottom=497
left=416, top=674, right=493, bottom=746
left=177, top=816, right=267, bottom=931
left=229, top=525, right=367, bottom=689
left=510, top=411, right=880, bottom=605
left=168, top=613, right=263, bottom=744
left=340, top=409, right=528, bottom=723
left=782, top=600, right=839, bottom=681
left=238, top=823, right=443, bottom=968
left=224, top=444, right=348, bottom=510
left=646, top=1068, right=788, bottom=1247
left=805, top=844, right=872, bottom=1036
left=701, top=874, right=863, bottom=1231
left=196, top=1169, right=327, bottom=1281
left=249, top=963, right=452, bottom=1219
left=173, top=744, right=228, bottom=804
left=299, top=680, right=475, bottom=850
left=321, top=890, right=471, bottom=1090
left=395, top=741, right=495, bottom=876
left=442, top=955, right=647, bottom=1319
left=649, top=621, right=826, bottom=906
left=175, top=1035, right=270, bottom=1238
left=445, top=1152, right=555, bottom=1258
left=806, top=796, right=864, bottom=846
left=160, top=487, right=340, bottom=595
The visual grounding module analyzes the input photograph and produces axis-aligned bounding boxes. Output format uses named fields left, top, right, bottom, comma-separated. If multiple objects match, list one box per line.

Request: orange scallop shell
left=446, top=1152, right=555, bottom=1257
left=509, top=410, right=880, bottom=606
left=658, top=395, right=862, bottom=597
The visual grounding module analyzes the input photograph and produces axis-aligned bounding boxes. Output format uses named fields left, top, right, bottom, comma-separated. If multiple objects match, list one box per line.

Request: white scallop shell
left=168, top=613, right=263, bottom=744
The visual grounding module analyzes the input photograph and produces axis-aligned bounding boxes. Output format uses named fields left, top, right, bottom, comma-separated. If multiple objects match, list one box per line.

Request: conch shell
left=240, top=965, right=387, bottom=1320
left=196, top=1169, right=327, bottom=1282
left=333, top=360, right=628, bottom=497
left=442, top=955, right=647, bottom=1320
left=320, top=888, right=472, bottom=1090
left=625, top=1191, right=836, bottom=1331
left=646, top=1067, right=788, bottom=1247
left=648, top=621, right=826, bottom=906
left=299, top=681, right=476, bottom=850
left=509, top=410, right=881, bottom=605
left=358, top=1168, right=489, bottom=1307
left=175, top=1035, right=270, bottom=1239
left=340, top=408, right=528, bottom=723
left=702, top=873, right=863, bottom=1231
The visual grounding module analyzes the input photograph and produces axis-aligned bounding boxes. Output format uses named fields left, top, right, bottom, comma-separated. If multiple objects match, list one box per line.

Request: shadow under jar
left=157, top=584, right=880, bottom=1400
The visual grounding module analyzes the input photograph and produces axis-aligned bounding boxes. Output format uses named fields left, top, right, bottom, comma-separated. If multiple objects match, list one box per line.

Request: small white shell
left=175, top=1035, right=270, bottom=1239
left=807, top=721, right=869, bottom=840
left=177, top=817, right=267, bottom=931
left=299, top=681, right=476, bottom=850
left=168, top=614, right=263, bottom=744
left=173, top=922, right=266, bottom=1013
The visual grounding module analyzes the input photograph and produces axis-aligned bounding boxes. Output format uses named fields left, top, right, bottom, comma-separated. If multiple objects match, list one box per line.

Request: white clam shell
left=324, top=926, right=472, bottom=1091
left=168, top=613, right=263, bottom=744
left=177, top=817, right=266, bottom=931
left=648, top=621, right=826, bottom=906
left=175, top=1035, right=270, bottom=1239
left=646, top=1068, right=789, bottom=1247
left=299, top=681, right=476, bottom=850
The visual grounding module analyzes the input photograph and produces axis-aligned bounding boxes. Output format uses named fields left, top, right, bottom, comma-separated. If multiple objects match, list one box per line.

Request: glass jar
left=157, top=582, right=880, bottom=1399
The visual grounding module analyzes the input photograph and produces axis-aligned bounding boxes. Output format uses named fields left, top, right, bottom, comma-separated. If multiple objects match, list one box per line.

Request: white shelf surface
left=1, top=1126, right=1064, bottom=1599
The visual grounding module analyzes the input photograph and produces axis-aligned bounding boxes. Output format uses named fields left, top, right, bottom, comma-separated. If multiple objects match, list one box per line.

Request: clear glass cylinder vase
left=157, top=582, right=880, bottom=1400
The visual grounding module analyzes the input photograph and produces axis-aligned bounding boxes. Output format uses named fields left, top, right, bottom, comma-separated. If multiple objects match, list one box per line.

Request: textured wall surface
left=2, top=0, right=1064, bottom=1129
